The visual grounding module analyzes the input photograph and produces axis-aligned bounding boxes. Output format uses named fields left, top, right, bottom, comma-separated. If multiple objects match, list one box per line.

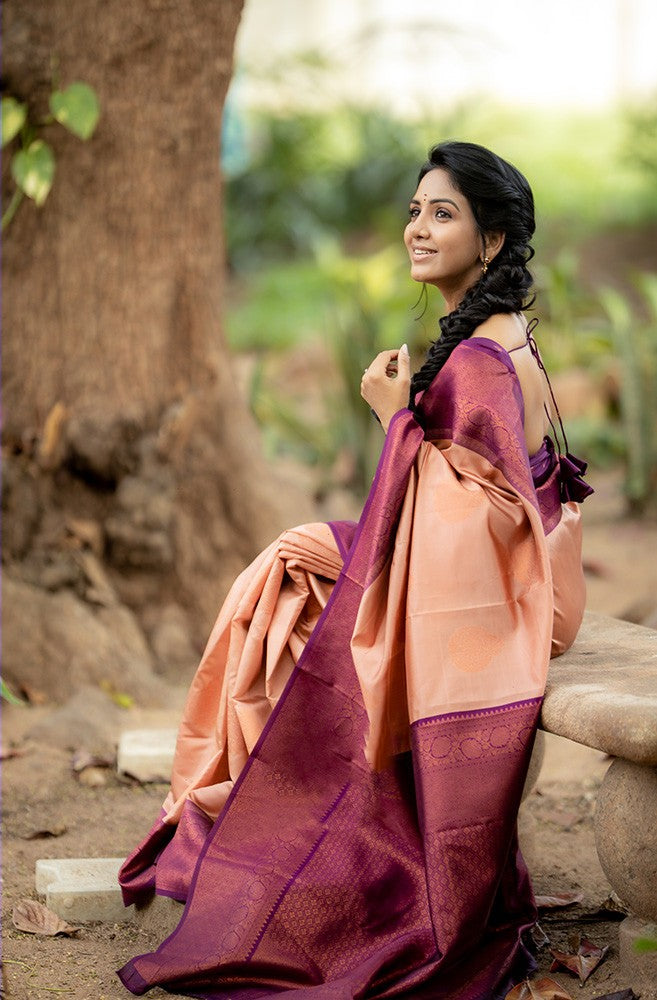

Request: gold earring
left=481, top=255, right=490, bottom=276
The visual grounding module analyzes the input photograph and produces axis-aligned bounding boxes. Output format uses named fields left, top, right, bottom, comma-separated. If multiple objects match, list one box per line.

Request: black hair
left=409, top=141, right=536, bottom=401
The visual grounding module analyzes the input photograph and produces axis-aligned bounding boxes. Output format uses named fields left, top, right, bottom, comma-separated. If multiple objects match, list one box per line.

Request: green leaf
left=1, top=96, right=27, bottom=147
left=11, top=140, right=55, bottom=205
left=49, top=82, right=99, bottom=140
left=1, top=678, right=25, bottom=705
left=635, top=936, right=657, bottom=953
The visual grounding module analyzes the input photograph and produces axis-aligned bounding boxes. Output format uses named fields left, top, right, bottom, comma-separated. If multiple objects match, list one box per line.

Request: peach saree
left=118, top=338, right=591, bottom=999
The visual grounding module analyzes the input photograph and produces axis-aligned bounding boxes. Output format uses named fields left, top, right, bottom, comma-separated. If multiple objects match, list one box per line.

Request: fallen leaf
left=65, top=516, right=104, bottom=556
left=37, top=401, right=67, bottom=471
left=22, top=825, right=68, bottom=840
left=71, top=749, right=114, bottom=773
left=505, top=976, right=574, bottom=999
left=535, top=892, right=583, bottom=910
left=550, top=933, right=609, bottom=984
left=531, top=922, right=550, bottom=949
left=99, top=678, right=134, bottom=709
left=78, top=766, right=108, bottom=787
left=591, top=990, right=638, bottom=1000
left=12, top=899, right=80, bottom=937
left=17, top=684, right=49, bottom=706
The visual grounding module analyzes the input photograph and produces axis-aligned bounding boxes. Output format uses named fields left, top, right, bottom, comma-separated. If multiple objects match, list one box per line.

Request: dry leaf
left=550, top=933, right=609, bottom=984
left=18, top=684, right=49, bottom=706
left=22, top=825, right=67, bottom=840
left=535, top=891, right=583, bottom=910
left=71, top=749, right=114, bottom=773
left=65, top=516, right=104, bottom=556
left=78, top=766, right=108, bottom=787
left=37, top=401, right=68, bottom=471
left=531, top=922, right=550, bottom=949
left=505, top=976, right=573, bottom=999
left=12, top=899, right=80, bottom=937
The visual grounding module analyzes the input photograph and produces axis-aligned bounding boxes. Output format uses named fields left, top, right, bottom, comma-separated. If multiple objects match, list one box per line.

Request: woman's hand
left=360, top=344, right=411, bottom=432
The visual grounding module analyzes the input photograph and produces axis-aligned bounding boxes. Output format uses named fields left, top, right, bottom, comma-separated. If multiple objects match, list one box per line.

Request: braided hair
left=409, top=141, right=536, bottom=402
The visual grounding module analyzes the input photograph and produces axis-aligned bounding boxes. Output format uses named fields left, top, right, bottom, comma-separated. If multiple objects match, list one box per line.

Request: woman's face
left=403, top=167, right=484, bottom=308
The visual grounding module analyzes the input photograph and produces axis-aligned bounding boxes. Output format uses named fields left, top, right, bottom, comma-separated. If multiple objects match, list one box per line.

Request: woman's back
left=470, top=312, right=551, bottom=456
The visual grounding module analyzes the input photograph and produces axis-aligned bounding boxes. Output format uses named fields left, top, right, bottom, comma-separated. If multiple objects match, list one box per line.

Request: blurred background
left=225, top=0, right=657, bottom=507
left=2, top=0, right=656, bottom=716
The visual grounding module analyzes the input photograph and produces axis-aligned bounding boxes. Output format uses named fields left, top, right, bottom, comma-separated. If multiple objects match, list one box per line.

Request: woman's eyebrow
left=410, top=197, right=460, bottom=211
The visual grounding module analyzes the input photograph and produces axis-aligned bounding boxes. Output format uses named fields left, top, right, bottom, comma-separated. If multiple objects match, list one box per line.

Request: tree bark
left=3, top=0, right=243, bottom=428
left=1, top=0, right=312, bottom=699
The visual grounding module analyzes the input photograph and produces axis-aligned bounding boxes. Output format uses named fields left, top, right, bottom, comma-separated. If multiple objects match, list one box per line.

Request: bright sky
left=236, top=0, right=657, bottom=111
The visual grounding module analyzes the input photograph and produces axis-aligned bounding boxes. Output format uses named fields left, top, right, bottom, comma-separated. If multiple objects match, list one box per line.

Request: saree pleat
left=118, top=339, right=587, bottom=999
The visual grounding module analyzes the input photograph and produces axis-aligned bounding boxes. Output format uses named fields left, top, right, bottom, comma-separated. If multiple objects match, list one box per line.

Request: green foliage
left=1, top=95, right=27, bottom=145
left=598, top=279, right=657, bottom=513
left=49, top=82, right=100, bottom=141
left=622, top=99, right=657, bottom=181
left=635, top=936, right=657, bottom=953
left=1, top=79, right=100, bottom=231
left=1, top=678, right=25, bottom=706
left=232, top=242, right=431, bottom=496
left=11, top=139, right=55, bottom=206
left=225, top=106, right=420, bottom=271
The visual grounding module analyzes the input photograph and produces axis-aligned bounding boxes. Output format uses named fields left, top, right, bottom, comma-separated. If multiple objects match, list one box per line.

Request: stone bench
left=540, top=610, right=657, bottom=996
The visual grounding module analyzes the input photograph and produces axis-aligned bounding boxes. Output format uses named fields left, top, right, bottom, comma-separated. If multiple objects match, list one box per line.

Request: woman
left=118, top=142, right=592, bottom=999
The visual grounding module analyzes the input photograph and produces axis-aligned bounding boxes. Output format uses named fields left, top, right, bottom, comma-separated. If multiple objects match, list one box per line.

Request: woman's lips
left=412, top=247, right=437, bottom=256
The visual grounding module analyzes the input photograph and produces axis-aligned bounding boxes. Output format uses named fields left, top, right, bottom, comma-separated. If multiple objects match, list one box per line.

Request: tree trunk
left=1, top=0, right=312, bottom=703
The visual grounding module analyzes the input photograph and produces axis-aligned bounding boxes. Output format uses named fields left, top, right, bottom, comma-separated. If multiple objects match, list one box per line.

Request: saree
left=118, top=337, right=591, bottom=999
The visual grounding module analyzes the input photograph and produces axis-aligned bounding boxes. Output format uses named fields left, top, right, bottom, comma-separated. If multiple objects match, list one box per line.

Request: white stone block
left=117, top=728, right=177, bottom=782
left=35, top=857, right=132, bottom=923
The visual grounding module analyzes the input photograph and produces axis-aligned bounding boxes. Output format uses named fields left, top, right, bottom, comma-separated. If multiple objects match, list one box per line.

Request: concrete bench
left=36, top=613, right=657, bottom=987
left=540, top=611, right=657, bottom=996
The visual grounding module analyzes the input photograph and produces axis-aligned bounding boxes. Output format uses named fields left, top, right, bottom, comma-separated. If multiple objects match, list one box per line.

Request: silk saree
left=118, top=337, right=591, bottom=999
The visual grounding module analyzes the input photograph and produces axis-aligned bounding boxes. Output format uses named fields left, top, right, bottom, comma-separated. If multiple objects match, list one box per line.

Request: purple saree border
left=411, top=695, right=544, bottom=731
left=419, top=338, right=545, bottom=521
left=119, top=407, right=427, bottom=977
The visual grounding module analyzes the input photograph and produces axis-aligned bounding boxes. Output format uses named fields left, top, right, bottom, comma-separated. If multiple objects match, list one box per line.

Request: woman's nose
left=409, top=215, right=429, bottom=238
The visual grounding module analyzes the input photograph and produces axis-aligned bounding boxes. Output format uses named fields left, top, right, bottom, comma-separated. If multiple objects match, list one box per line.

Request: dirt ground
left=2, top=465, right=656, bottom=1000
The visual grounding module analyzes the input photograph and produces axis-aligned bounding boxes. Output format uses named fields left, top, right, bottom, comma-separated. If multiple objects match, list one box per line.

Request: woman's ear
left=484, top=231, right=505, bottom=262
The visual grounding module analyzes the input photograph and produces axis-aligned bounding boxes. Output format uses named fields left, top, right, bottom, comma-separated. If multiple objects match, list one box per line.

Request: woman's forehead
left=412, top=168, right=460, bottom=201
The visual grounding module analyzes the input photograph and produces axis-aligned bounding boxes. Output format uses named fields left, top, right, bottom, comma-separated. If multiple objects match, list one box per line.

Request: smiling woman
left=118, top=141, right=593, bottom=1000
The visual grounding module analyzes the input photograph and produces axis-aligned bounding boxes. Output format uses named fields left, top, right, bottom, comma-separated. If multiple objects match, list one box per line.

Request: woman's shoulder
left=468, top=312, right=528, bottom=352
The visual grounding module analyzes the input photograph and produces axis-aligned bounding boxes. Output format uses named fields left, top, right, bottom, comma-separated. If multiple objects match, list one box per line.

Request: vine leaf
left=50, top=82, right=100, bottom=140
left=11, top=140, right=55, bottom=205
left=12, top=899, right=80, bottom=936
left=1, top=96, right=27, bottom=147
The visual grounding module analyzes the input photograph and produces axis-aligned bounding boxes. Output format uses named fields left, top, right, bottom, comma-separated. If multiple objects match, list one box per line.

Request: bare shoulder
left=470, top=313, right=527, bottom=352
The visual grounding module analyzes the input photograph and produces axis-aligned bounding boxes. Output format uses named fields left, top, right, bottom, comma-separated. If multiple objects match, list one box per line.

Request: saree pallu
left=118, top=338, right=588, bottom=999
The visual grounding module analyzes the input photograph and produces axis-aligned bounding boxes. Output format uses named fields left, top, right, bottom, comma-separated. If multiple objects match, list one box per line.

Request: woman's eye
left=435, top=208, right=451, bottom=220
left=408, top=207, right=419, bottom=219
